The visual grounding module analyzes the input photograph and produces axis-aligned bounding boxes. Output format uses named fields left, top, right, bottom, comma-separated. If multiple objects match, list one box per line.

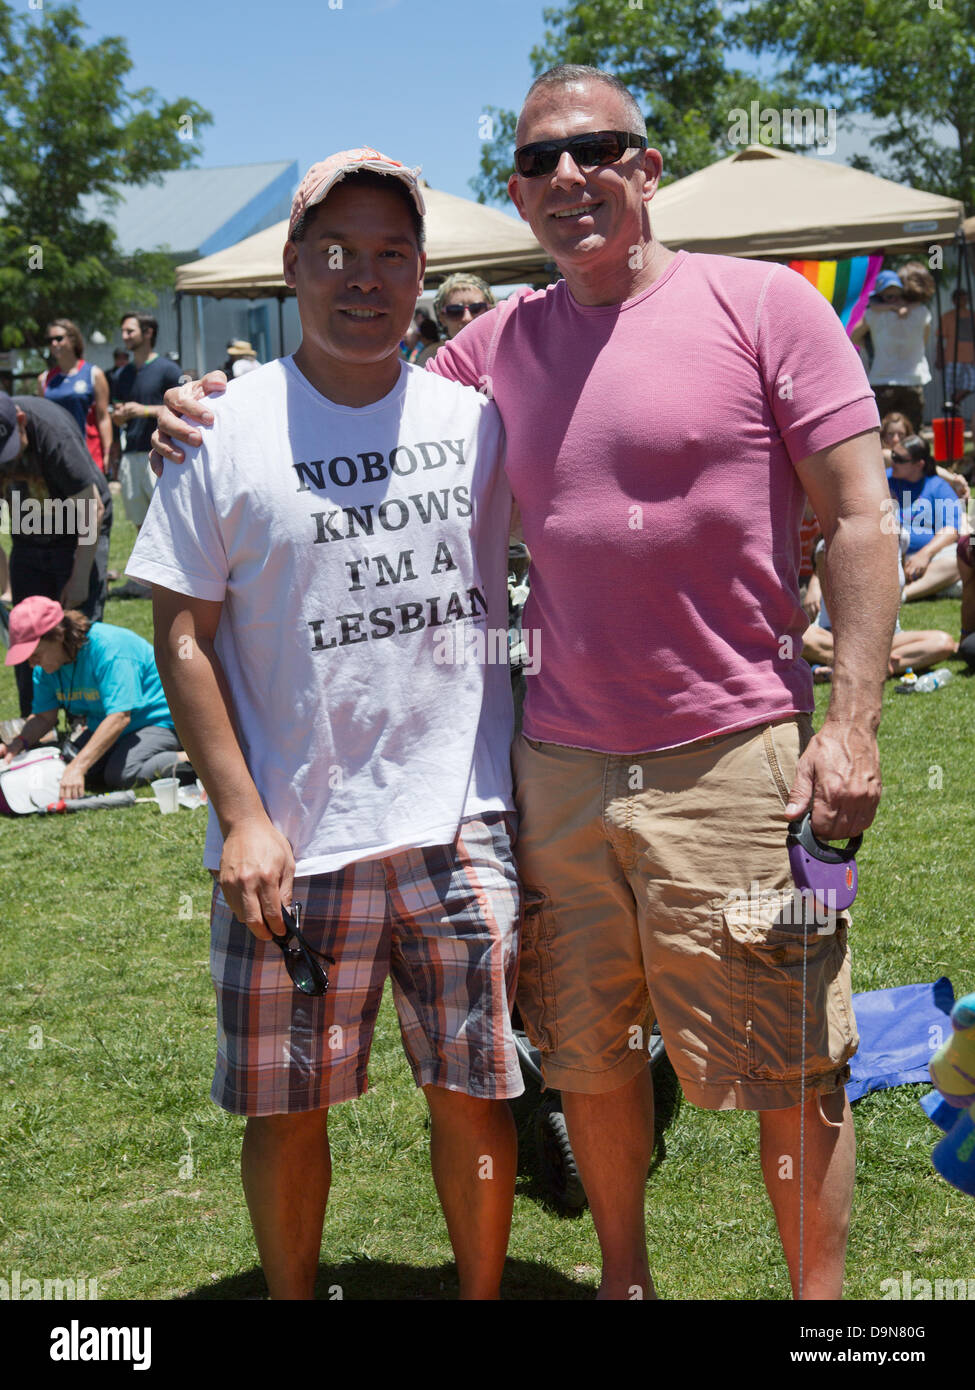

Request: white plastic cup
left=151, top=777, right=180, bottom=814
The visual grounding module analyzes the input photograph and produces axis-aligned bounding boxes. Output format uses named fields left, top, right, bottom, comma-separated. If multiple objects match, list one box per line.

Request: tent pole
left=176, top=292, right=183, bottom=366
left=278, top=295, right=285, bottom=360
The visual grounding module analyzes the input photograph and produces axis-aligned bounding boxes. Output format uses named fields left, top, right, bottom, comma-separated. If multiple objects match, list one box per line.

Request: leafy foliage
left=470, top=0, right=801, bottom=205
left=731, top=0, right=975, bottom=208
left=0, top=1, right=212, bottom=350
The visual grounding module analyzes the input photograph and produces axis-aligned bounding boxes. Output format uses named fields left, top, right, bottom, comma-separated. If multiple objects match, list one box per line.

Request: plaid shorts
left=210, top=813, right=523, bottom=1115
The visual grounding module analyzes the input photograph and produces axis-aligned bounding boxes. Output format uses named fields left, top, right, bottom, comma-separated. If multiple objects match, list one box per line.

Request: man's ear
left=15, top=408, right=27, bottom=427
left=283, top=239, right=298, bottom=290
left=507, top=173, right=528, bottom=223
left=642, top=147, right=664, bottom=203
left=416, top=251, right=427, bottom=299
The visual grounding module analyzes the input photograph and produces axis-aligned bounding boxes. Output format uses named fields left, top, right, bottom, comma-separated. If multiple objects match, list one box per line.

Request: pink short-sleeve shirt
left=430, top=251, right=880, bottom=753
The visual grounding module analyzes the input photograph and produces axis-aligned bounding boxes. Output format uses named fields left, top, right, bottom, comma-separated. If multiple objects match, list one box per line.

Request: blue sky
left=64, top=0, right=904, bottom=206
left=73, top=0, right=547, bottom=215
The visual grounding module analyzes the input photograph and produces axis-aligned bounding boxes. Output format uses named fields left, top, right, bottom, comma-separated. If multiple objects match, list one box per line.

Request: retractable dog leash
left=786, top=811, right=862, bottom=1301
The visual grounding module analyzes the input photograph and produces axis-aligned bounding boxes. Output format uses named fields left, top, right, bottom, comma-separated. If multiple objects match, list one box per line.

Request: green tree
left=470, top=0, right=799, bottom=205
left=0, top=1, right=212, bottom=351
left=732, top=0, right=975, bottom=209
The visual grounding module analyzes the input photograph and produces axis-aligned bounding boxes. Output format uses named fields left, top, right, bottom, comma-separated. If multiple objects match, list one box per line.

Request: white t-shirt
left=127, top=357, right=514, bottom=875
left=863, top=303, right=932, bottom=386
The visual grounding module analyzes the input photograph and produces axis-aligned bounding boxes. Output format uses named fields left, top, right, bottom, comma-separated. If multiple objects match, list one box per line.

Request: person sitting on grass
left=880, top=411, right=969, bottom=503
left=0, top=596, right=188, bottom=798
left=802, top=535, right=956, bottom=681
left=887, top=436, right=964, bottom=601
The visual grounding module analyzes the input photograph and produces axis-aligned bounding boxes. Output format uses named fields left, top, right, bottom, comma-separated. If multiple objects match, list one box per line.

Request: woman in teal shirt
left=1, top=597, right=188, bottom=799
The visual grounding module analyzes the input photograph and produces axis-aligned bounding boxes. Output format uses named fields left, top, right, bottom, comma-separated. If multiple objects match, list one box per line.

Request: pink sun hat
left=5, top=595, right=64, bottom=666
left=288, top=148, right=426, bottom=241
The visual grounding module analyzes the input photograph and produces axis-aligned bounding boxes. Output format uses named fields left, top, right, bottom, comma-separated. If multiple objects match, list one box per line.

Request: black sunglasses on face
left=272, top=902, right=334, bottom=996
left=514, top=129, right=648, bottom=179
left=442, top=302, right=489, bottom=319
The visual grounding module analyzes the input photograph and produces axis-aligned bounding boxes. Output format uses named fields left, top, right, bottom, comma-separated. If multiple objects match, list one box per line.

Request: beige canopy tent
left=650, top=146, right=965, bottom=258
left=175, top=181, right=550, bottom=299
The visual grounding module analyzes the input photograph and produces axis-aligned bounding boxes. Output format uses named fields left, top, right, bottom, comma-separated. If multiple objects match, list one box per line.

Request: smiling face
left=120, top=318, right=145, bottom=352
left=45, top=325, right=76, bottom=369
left=507, top=79, right=661, bottom=300
left=284, top=182, right=425, bottom=374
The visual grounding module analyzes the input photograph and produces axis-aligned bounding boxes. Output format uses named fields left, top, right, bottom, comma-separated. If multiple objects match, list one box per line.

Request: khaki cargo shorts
left=512, top=716, right=858, bottom=1111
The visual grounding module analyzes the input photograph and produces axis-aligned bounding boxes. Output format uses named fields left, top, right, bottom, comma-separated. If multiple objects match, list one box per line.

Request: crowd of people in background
left=2, top=245, right=974, bottom=807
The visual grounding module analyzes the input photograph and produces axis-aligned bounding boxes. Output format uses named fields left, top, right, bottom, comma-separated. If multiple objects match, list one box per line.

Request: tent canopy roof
left=175, top=181, right=551, bottom=298
left=650, top=146, right=965, bottom=258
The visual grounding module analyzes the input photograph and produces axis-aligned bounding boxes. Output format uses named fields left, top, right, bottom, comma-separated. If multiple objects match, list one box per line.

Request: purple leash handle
left=787, top=812, right=862, bottom=914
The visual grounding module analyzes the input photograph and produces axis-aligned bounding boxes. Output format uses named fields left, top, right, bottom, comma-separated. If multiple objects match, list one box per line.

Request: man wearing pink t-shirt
left=154, top=68, right=900, bottom=1302
left=428, top=66, right=899, bottom=1302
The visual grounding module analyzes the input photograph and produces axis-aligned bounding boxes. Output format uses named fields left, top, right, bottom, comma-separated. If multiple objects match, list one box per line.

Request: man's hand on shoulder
left=149, top=370, right=229, bottom=475
left=784, top=719, right=881, bottom=841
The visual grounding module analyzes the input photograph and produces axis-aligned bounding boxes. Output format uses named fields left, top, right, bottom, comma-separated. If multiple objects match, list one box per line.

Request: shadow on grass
left=182, top=1256, right=593, bottom=1301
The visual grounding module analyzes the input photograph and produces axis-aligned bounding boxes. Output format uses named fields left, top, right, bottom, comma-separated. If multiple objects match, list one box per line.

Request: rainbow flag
left=788, top=254, right=883, bottom=335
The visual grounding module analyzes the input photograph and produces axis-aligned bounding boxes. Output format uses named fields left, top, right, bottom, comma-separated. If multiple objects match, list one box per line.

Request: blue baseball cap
left=870, top=270, right=903, bottom=300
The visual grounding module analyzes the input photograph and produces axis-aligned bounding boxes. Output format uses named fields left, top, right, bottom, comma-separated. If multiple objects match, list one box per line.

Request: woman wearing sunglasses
left=38, top=319, right=113, bottom=474
left=425, top=273, right=497, bottom=362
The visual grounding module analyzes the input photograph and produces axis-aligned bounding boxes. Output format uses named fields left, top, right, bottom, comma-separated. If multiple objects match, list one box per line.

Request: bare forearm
left=6, top=709, right=58, bottom=751
left=821, top=514, right=900, bottom=728
left=71, top=712, right=129, bottom=772
left=155, top=627, right=267, bottom=836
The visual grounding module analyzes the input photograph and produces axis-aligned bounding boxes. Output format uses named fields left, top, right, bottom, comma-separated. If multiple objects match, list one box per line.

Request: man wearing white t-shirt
left=127, top=150, right=521, bottom=1300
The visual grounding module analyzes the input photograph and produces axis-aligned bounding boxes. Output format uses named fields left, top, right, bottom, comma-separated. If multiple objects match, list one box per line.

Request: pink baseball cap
left=5, top=596, right=64, bottom=666
left=288, top=148, right=425, bottom=241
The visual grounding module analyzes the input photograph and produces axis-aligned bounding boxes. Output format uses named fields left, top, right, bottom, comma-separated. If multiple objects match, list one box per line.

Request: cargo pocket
left=721, top=887, right=849, bottom=1082
left=515, top=888, right=559, bottom=1054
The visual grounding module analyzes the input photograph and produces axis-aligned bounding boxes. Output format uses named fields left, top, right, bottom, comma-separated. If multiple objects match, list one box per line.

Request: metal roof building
left=82, top=160, right=300, bottom=376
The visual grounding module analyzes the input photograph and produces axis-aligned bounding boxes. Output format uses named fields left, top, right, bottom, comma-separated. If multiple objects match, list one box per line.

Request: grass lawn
left=1, top=510, right=973, bottom=1302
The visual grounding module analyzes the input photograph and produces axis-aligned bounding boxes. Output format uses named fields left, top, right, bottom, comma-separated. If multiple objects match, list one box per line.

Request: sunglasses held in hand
left=273, top=902, right=334, bottom=996
left=514, top=129, right=648, bottom=179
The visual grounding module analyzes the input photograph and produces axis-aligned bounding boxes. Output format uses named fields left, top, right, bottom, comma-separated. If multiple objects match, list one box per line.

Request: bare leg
left=241, top=1109, right=331, bottom=1300
left=424, top=1086, right=516, bottom=1300
left=759, top=1088, right=855, bottom=1299
left=902, top=547, right=961, bottom=601
left=888, top=629, right=956, bottom=674
left=561, top=1066, right=655, bottom=1299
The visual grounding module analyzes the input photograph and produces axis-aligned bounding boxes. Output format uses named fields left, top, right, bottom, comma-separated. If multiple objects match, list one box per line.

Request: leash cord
left=799, top=915, right=809, bottom=1302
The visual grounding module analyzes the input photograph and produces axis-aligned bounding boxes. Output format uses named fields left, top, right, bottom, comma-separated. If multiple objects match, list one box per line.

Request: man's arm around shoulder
left=152, top=585, right=294, bottom=939
left=788, top=429, right=900, bottom=840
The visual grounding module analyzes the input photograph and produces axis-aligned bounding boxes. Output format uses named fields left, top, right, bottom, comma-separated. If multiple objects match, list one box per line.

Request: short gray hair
left=521, top=66, right=646, bottom=139
left=433, top=273, right=496, bottom=322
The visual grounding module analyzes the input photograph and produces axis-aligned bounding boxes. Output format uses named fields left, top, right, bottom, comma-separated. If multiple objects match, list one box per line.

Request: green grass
left=1, top=511, right=973, bottom=1300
